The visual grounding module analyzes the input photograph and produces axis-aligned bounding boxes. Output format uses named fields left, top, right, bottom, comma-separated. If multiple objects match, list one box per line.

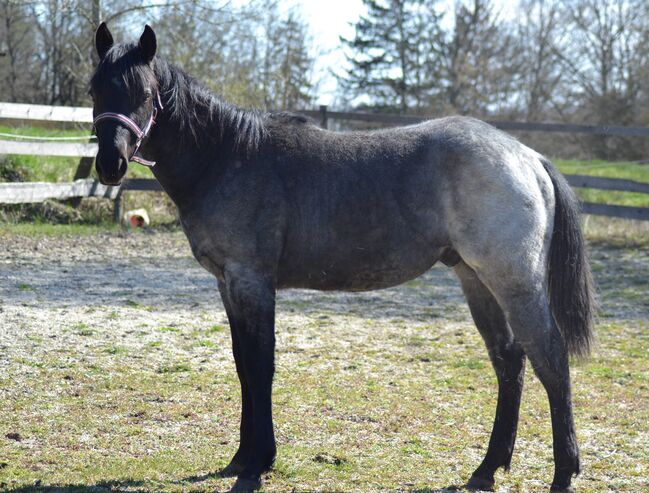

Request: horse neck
left=143, top=63, right=264, bottom=208
left=143, top=72, right=219, bottom=207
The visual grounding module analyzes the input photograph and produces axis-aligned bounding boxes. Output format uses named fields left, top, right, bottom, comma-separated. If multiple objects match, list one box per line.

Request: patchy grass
left=555, top=159, right=649, bottom=183
left=0, top=222, right=118, bottom=237
left=0, top=230, right=647, bottom=492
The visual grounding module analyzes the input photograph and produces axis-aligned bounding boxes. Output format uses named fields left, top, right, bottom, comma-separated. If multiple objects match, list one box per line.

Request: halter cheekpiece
left=93, top=92, right=164, bottom=167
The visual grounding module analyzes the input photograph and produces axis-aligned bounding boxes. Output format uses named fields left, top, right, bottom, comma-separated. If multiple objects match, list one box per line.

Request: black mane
left=154, top=57, right=267, bottom=154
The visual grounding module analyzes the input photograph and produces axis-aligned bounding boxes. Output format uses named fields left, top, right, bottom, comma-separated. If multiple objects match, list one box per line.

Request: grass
left=1, top=317, right=646, bottom=492
left=0, top=222, right=118, bottom=237
left=0, top=231, right=647, bottom=492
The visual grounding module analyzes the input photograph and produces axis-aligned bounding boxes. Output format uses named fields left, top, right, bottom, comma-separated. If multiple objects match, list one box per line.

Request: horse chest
left=181, top=221, right=227, bottom=280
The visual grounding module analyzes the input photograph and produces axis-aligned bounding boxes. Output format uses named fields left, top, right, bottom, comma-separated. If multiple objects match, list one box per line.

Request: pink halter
left=93, top=92, right=164, bottom=167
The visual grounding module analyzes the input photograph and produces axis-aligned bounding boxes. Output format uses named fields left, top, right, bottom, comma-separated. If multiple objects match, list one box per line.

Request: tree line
left=340, top=0, right=649, bottom=158
left=0, top=0, right=314, bottom=110
left=2, top=0, right=649, bottom=159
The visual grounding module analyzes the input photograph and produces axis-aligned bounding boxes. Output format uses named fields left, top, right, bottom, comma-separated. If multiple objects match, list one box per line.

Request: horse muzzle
left=96, top=148, right=128, bottom=186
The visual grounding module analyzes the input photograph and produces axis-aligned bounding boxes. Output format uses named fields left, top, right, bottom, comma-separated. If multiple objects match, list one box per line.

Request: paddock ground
left=0, top=228, right=647, bottom=492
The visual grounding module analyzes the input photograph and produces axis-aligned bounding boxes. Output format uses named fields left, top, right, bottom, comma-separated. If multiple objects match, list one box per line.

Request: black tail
left=541, top=159, right=595, bottom=358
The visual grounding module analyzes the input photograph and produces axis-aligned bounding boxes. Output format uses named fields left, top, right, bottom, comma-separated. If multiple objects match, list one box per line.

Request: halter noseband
left=93, top=92, right=164, bottom=167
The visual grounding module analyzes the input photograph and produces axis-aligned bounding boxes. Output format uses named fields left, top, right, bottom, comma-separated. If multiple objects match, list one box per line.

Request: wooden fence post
left=68, top=151, right=95, bottom=208
left=319, top=105, right=328, bottom=130
left=112, top=188, right=123, bottom=224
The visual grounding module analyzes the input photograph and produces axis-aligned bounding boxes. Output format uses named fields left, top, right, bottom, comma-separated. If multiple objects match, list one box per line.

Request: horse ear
left=95, top=22, right=113, bottom=60
left=139, top=25, right=157, bottom=62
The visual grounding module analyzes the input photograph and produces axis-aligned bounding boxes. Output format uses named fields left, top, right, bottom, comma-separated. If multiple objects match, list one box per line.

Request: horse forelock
left=91, top=43, right=158, bottom=99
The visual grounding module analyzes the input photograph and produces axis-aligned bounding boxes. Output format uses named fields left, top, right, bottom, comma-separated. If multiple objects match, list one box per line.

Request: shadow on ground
left=3, top=480, right=467, bottom=493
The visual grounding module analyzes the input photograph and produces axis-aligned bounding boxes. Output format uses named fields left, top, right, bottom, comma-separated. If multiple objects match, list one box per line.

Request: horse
left=90, top=23, right=594, bottom=493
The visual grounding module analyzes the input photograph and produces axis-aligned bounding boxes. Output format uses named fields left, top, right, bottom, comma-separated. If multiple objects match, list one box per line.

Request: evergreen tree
left=339, top=0, right=443, bottom=113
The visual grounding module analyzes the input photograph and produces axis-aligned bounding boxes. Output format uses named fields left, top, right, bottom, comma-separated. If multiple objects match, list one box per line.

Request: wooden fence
left=1, top=102, right=649, bottom=222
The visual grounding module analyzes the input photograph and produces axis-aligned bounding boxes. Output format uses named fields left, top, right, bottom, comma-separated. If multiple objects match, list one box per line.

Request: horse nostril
left=118, top=155, right=128, bottom=175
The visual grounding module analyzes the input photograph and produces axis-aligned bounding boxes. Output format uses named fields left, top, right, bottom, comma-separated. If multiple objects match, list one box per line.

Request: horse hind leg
left=471, top=265, right=580, bottom=493
left=454, top=261, right=526, bottom=491
left=502, top=288, right=579, bottom=493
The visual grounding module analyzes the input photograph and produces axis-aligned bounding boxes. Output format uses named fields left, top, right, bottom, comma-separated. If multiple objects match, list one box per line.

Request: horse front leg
left=219, top=265, right=277, bottom=492
left=218, top=280, right=254, bottom=477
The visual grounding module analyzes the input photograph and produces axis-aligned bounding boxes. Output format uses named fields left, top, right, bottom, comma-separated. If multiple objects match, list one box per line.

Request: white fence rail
left=0, top=179, right=120, bottom=204
left=0, top=139, right=97, bottom=157
left=0, top=102, right=93, bottom=123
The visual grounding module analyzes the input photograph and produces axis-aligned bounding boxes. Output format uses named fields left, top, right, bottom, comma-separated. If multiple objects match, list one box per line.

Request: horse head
left=90, top=23, right=160, bottom=185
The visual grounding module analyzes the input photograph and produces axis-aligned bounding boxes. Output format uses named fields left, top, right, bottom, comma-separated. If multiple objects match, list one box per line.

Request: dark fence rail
left=300, top=106, right=649, bottom=137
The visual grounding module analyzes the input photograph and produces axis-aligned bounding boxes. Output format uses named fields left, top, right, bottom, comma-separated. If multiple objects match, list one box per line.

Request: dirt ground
left=0, top=229, right=647, bottom=492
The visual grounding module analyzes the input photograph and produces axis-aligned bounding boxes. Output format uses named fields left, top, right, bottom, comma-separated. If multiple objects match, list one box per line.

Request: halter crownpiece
left=93, top=92, right=164, bottom=167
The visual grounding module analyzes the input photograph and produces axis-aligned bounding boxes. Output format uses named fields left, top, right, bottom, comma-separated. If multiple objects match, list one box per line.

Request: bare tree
left=440, top=0, right=518, bottom=116
left=560, top=0, right=648, bottom=121
left=514, top=0, right=565, bottom=120
left=0, top=0, right=35, bottom=102
left=0, top=0, right=316, bottom=109
left=557, top=0, right=649, bottom=157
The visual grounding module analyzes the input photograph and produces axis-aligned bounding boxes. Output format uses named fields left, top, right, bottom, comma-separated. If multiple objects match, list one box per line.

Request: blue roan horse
left=90, top=24, right=594, bottom=493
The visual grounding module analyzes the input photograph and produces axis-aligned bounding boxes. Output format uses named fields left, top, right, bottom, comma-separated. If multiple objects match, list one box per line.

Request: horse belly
left=277, top=230, right=445, bottom=291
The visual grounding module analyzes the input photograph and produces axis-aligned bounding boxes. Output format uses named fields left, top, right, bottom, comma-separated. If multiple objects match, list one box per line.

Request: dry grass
left=0, top=227, right=647, bottom=493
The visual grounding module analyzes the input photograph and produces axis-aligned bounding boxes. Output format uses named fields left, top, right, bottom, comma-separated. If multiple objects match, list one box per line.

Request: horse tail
left=541, top=158, right=595, bottom=358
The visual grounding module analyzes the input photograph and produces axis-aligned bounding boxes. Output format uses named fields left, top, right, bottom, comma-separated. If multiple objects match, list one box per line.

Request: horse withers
left=90, top=23, right=594, bottom=493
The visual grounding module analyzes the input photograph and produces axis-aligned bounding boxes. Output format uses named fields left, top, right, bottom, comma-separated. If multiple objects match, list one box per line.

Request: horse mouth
left=99, top=176, right=124, bottom=187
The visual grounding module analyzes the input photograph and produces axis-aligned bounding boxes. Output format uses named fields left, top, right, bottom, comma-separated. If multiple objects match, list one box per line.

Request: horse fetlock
left=551, top=462, right=579, bottom=493
left=219, top=459, right=246, bottom=478
left=262, top=447, right=277, bottom=471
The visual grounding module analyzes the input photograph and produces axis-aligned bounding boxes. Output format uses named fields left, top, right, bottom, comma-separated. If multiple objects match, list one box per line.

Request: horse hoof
left=466, top=475, right=495, bottom=491
left=550, top=486, right=575, bottom=493
left=219, top=461, right=245, bottom=478
left=228, top=477, right=262, bottom=492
